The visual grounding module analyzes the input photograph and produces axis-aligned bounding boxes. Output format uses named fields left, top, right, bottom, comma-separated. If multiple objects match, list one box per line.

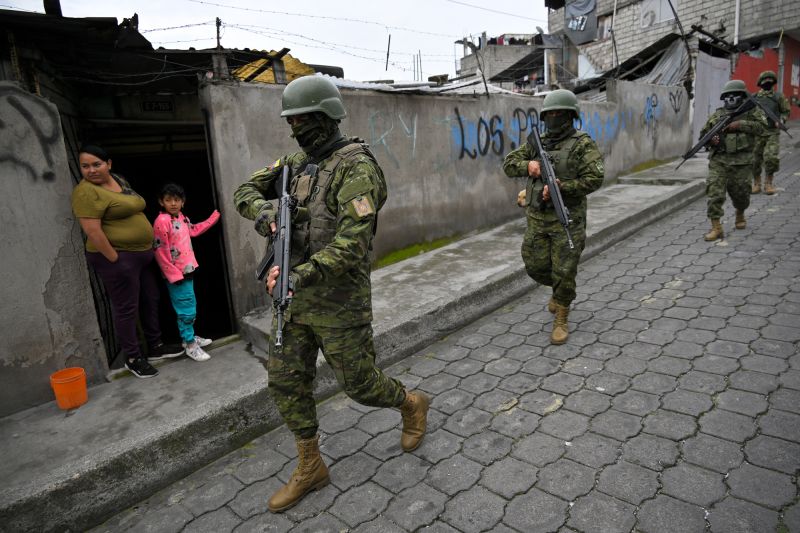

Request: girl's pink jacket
left=153, top=210, right=220, bottom=283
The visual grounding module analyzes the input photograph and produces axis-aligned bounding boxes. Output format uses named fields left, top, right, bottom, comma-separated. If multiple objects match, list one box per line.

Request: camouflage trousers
left=268, top=320, right=405, bottom=439
left=753, top=132, right=780, bottom=176
left=521, top=213, right=587, bottom=306
left=706, top=159, right=751, bottom=219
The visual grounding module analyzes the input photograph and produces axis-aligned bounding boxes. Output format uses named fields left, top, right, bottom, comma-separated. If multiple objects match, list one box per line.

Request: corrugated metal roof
left=322, top=73, right=523, bottom=96
left=576, top=35, right=689, bottom=103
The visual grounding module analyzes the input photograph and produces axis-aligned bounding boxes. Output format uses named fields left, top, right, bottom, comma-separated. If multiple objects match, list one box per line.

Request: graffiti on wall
left=368, top=88, right=684, bottom=169
left=641, top=93, right=662, bottom=138
left=669, top=89, right=685, bottom=113
left=451, top=107, right=538, bottom=160
left=368, top=110, right=419, bottom=168
left=0, top=86, right=60, bottom=181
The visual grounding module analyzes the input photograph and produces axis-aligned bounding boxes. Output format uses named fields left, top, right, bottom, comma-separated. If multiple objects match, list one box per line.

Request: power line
left=140, top=21, right=216, bottom=33
left=226, top=24, right=418, bottom=73
left=229, top=22, right=453, bottom=61
left=444, top=0, right=548, bottom=23
left=187, top=0, right=462, bottom=38
left=152, top=37, right=218, bottom=45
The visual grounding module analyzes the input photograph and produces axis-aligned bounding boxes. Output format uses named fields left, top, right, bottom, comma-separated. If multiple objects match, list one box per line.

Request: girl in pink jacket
left=153, top=183, right=220, bottom=361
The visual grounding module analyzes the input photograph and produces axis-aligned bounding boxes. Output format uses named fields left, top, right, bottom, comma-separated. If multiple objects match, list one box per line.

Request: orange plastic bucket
left=50, top=367, right=88, bottom=410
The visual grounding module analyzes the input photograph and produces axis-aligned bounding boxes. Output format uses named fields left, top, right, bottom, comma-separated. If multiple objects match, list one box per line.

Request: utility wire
left=226, top=24, right=420, bottom=73
left=187, top=0, right=461, bottom=38
left=140, top=21, right=216, bottom=33
left=444, top=0, right=548, bottom=23
left=229, top=22, right=453, bottom=62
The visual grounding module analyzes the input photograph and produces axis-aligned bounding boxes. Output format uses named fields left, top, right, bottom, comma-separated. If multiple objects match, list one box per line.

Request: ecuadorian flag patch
left=350, top=195, right=375, bottom=218
left=268, top=159, right=281, bottom=171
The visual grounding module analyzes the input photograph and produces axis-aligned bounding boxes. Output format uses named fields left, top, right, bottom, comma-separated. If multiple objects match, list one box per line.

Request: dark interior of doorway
left=82, top=123, right=235, bottom=366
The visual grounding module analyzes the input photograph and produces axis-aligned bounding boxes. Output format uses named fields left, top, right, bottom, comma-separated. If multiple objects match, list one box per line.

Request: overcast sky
left=7, top=0, right=550, bottom=81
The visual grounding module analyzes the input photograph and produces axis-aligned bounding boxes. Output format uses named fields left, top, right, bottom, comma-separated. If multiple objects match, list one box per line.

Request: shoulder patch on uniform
left=350, top=195, right=375, bottom=218
left=267, top=159, right=281, bottom=171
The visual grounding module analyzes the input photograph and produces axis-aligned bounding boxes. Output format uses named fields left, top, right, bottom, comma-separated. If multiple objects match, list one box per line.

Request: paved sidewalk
left=88, top=138, right=800, bottom=531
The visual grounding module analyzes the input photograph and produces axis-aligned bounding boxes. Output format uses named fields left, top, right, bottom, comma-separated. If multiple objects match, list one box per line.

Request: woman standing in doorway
left=71, top=144, right=182, bottom=378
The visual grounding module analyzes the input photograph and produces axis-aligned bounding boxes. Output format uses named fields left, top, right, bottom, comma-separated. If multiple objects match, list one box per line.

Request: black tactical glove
left=254, top=206, right=274, bottom=237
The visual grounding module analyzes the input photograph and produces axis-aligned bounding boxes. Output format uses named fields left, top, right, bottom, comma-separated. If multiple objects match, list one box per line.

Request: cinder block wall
left=549, top=0, right=800, bottom=73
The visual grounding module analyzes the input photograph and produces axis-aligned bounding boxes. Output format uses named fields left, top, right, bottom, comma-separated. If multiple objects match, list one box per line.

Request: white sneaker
left=194, top=336, right=213, bottom=347
left=183, top=341, right=211, bottom=361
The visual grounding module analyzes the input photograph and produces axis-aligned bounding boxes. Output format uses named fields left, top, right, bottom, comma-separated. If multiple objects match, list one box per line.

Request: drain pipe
left=734, top=0, right=741, bottom=45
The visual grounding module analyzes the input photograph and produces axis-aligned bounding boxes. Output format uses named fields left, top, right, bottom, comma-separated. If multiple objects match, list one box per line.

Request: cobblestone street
left=95, top=158, right=800, bottom=532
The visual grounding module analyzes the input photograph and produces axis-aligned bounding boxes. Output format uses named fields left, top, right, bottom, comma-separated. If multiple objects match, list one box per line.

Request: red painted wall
left=732, top=36, right=800, bottom=120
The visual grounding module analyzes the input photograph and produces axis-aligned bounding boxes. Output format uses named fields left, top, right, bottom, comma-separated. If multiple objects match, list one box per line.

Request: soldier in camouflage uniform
left=233, top=76, right=430, bottom=513
left=752, top=70, right=790, bottom=195
left=699, top=80, right=767, bottom=241
left=503, top=90, right=604, bottom=345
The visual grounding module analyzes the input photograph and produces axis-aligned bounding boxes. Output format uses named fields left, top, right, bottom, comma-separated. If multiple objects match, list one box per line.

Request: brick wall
left=548, top=0, right=799, bottom=73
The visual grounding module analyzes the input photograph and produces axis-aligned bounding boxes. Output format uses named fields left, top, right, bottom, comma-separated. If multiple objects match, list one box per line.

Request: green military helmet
left=280, top=75, right=347, bottom=120
left=541, top=89, right=580, bottom=116
left=720, top=79, right=747, bottom=98
left=757, top=70, right=777, bottom=86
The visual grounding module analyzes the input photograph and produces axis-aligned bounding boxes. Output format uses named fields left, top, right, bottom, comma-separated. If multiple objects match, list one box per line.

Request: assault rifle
left=675, top=98, right=755, bottom=170
left=527, top=116, right=575, bottom=249
left=747, top=93, right=792, bottom=138
left=255, top=165, right=294, bottom=348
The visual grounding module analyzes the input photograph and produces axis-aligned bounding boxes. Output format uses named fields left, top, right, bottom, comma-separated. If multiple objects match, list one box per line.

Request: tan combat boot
left=704, top=219, right=724, bottom=241
left=551, top=303, right=570, bottom=345
left=764, top=175, right=776, bottom=195
left=547, top=296, right=556, bottom=314
left=400, top=390, right=430, bottom=451
left=752, top=175, right=762, bottom=194
left=735, top=210, right=746, bottom=230
left=268, top=435, right=330, bottom=513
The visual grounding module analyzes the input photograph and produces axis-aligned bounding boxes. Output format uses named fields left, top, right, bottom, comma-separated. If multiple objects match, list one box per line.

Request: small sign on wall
left=141, top=100, right=174, bottom=113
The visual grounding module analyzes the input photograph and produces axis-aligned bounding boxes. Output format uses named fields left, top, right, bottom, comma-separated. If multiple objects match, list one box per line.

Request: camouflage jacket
left=502, top=129, right=604, bottom=221
left=234, top=138, right=387, bottom=327
left=701, top=106, right=767, bottom=165
left=753, top=89, right=790, bottom=134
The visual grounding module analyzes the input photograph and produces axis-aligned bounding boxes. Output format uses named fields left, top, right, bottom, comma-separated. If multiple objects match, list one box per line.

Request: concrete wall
left=200, top=78, right=690, bottom=320
left=0, top=82, right=107, bottom=416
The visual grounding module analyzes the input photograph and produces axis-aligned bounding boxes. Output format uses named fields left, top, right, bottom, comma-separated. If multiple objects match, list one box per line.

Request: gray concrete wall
left=0, top=82, right=107, bottom=416
left=200, top=78, right=690, bottom=320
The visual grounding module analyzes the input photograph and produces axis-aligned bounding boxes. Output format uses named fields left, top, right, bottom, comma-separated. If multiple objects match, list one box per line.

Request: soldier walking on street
left=699, top=80, right=767, bottom=241
left=233, top=75, right=430, bottom=513
left=502, top=90, right=604, bottom=345
left=752, top=70, right=790, bottom=195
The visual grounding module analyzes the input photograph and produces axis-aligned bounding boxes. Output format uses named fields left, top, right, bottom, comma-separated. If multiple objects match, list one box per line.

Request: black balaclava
left=290, top=112, right=341, bottom=155
left=760, top=80, right=775, bottom=91
left=543, top=111, right=576, bottom=142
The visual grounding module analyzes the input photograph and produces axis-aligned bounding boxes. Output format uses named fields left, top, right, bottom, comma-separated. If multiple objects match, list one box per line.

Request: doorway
left=80, top=121, right=235, bottom=364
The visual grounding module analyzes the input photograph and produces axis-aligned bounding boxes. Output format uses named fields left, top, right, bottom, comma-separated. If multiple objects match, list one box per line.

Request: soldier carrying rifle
left=752, top=70, right=790, bottom=195
left=234, top=75, right=430, bottom=513
left=503, top=90, right=605, bottom=345
left=698, top=80, right=767, bottom=241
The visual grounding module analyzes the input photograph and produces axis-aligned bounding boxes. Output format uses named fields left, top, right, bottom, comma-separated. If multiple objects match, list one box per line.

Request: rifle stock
left=526, top=115, right=575, bottom=249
